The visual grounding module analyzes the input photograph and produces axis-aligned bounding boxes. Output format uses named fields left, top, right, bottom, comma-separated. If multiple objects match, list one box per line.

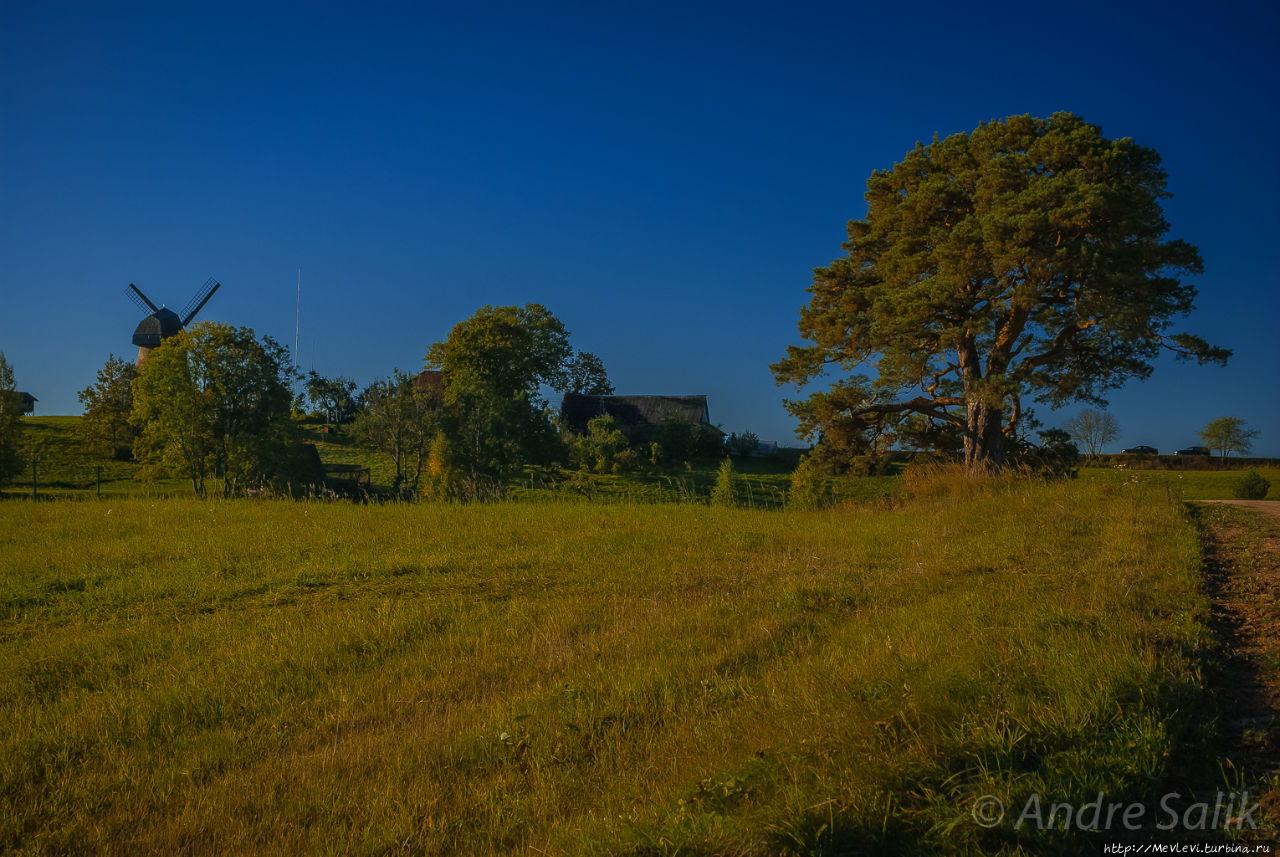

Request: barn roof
left=561, top=392, right=711, bottom=434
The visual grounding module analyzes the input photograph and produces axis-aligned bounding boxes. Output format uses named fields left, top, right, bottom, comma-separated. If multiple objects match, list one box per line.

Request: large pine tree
left=773, top=113, right=1228, bottom=471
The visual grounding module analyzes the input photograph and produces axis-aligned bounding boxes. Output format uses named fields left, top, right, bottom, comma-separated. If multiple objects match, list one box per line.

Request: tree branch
left=846, top=396, right=965, bottom=427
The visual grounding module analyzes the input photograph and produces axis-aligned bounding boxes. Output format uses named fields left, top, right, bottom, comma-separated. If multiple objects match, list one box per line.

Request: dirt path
left=1192, top=500, right=1280, bottom=830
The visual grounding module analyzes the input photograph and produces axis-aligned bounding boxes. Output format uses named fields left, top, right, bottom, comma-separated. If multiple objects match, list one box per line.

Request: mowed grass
left=1079, top=466, right=1280, bottom=500
left=0, top=481, right=1220, bottom=855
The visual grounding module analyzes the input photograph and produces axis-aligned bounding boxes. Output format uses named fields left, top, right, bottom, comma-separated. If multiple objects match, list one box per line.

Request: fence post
left=97, top=465, right=102, bottom=499
left=31, top=460, right=37, bottom=500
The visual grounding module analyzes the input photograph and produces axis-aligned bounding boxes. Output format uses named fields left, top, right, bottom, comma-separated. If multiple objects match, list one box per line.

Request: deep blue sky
left=2, top=0, right=1277, bottom=454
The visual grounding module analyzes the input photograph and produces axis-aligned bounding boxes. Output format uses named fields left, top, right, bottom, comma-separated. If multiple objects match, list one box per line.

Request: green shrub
left=726, top=430, right=760, bottom=458
left=629, top=421, right=724, bottom=465
left=572, top=414, right=635, bottom=474
left=1233, top=470, right=1271, bottom=500
left=1011, top=428, right=1080, bottom=479
left=788, top=452, right=827, bottom=510
left=710, top=457, right=738, bottom=507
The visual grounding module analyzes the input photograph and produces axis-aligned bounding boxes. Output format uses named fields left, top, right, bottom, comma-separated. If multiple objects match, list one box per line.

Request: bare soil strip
left=1194, top=500, right=1280, bottom=832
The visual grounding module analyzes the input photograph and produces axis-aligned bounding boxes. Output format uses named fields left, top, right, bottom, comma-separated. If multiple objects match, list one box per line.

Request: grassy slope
left=0, top=480, right=1242, bottom=855
left=7, top=416, right=186, bottom=498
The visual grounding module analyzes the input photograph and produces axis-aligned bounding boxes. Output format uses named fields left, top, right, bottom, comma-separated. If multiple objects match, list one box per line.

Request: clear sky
left=2, top=0, right=1277, bottom=455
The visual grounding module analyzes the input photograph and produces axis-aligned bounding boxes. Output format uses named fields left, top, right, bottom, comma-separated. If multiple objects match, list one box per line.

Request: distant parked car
left=1121, top=445, right=1159, bottom=455
left=1174, top=445, right=1210, bottom=456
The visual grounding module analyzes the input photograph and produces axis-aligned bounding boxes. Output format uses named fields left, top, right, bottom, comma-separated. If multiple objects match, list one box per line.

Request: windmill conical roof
left=132, top=308, right=183, bottom=348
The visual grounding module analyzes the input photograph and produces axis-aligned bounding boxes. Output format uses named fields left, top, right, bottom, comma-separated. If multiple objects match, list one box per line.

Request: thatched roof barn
left=561, top=392, right=712, bottom=434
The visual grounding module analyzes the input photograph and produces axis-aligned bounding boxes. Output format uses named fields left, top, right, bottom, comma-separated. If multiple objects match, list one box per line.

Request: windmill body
left=126, top=279, right=221, bottom=365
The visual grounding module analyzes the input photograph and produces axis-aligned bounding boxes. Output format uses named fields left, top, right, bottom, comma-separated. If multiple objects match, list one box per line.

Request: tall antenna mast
left=293, top=267, right=301, bottom=391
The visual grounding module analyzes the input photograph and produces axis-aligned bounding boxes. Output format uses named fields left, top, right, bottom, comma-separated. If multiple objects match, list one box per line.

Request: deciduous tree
left=726, top=430, right=760, bottom=459
left=352, top=370, right=441, bottom=497
left=563, top=351, right=614, bottom=395
left=0, top=352, right=23, bottom=485
left=1199, top=416, right=1258, bottom=459
left=773, top=113, right=1229, bottom=473
left=77, top=354, right=138, bottom=459
left=425, top=304, right=572, bottom=494
left=131, top=322, right=296, bottom=497
left=1064, top=408, right=1119, bottom=459
left=305, top=371, right=360, bottom=425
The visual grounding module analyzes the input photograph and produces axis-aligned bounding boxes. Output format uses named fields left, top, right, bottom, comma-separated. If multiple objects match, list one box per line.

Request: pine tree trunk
left=964, top=401, right=1005, bottom=474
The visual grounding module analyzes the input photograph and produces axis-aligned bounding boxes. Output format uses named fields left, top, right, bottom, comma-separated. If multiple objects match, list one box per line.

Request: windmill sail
left=180, top=278, right=221, bottom=325
left=126, top=283, right=159, bottom=314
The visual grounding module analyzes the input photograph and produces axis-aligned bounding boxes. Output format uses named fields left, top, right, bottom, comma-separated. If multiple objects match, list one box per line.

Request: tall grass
left=0, top=480, right=1224, bottom=854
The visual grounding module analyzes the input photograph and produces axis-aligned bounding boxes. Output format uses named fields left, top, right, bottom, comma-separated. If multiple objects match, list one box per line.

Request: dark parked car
left=1174, top=446, right=1210, bottom=456
left=1121, top=445, right=1159, bottom=455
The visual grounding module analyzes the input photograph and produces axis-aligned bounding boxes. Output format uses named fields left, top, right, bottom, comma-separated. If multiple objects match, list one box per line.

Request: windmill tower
left=126, top=278, right=222, bottom=366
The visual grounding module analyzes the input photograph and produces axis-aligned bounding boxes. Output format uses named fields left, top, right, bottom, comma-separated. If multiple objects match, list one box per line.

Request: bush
left=572, top=414, right=635, bottom=474
left=631, top=421, right=724, bottom=465
left=726, top=430, right=760, bottom=458
left=1233, top=470, right=1271, bottom=500
left=710, top=458, right=738, bottom=507
left=1012, top=428, right=1080, bottom=479
left=788, top=452, right=827, bottom=510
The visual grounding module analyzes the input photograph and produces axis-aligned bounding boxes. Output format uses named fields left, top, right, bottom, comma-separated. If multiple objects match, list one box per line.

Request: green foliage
left=0, top=352, right=23, bottom=485
left=1064, top=408, right=1120, bottom=458
left=726, top=430, right=760, bottom=459
left=629, top=420, right=724, bottom=466
left=130, top=322, right=298, bottom=497
left=710, top=457, right=738, bottom=507
left=1199, top=415, right=1259, bottom=458
left=1013, top=428, right=1081, bottom=478
left=352, top=370, right=440, bottom=498
left=563, top=350, right=614, bottom=395
left=773, top=113, right=1228, bottom=472
left=571, top=413, right=636, bottom=474
left=1233, top=470, right=1271, bottom=500
left=778, top=378, right=897, bottom=467
left=893, top=413, right=963, bottom=457
left=76, top=354, right=138, bottom=459
left=787, top=452, right=827, bottom=510
left=305, top=370, right=359, bottom=425
left=426, top=304, right=572, bottom=495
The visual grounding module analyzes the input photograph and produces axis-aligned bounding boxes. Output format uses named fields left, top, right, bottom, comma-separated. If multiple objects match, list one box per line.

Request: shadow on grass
left=1183, top=503, right=1280, bottom=830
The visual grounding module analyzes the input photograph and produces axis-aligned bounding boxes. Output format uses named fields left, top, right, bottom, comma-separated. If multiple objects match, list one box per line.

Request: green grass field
left=1078, top=466, right=1280, bottom=501
left=2, top=478, right=1261, bottom=855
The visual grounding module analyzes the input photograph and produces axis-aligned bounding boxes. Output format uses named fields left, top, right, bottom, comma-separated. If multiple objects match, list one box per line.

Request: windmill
left=125, top=278, right=222, bottom=365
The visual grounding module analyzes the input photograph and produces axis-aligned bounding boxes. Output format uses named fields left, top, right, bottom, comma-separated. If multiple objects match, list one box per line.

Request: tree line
left=1, top=112, right=1269, bottom=493
left=4, top=304, right=733, bottom=500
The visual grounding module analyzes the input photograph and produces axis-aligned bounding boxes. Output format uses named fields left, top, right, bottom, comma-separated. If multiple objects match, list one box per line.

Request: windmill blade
left=180, top=278, right=221, bottom=326
left=126, top=283, right=159, bottom=314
